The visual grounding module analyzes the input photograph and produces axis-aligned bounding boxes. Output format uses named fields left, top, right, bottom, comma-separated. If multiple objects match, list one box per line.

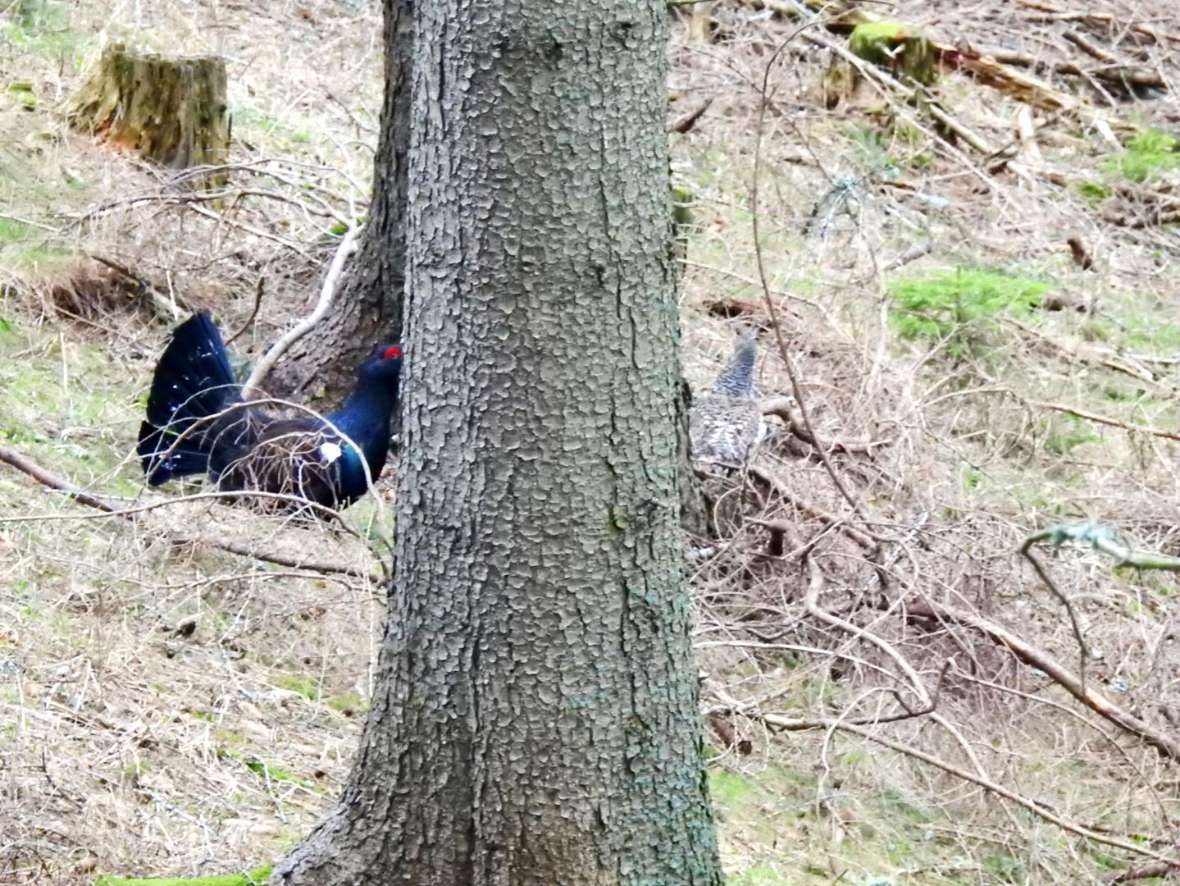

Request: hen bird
left=690, top=328, right=766, bottom=467
left=137, top=312, right=402, bottom=510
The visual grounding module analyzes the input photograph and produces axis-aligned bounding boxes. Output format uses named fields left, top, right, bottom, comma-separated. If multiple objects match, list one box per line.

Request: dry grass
left=4, top=0, right=1180, bottom=883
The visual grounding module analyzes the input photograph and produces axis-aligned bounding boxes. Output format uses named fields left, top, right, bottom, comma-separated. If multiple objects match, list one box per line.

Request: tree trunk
left=265, top=0, right=412, bottom=403
left=273, top=1, right=723, bottom=884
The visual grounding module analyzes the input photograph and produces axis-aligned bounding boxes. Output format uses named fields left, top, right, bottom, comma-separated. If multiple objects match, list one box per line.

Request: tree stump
left=849, top=22, right=937, bottom=86
left=68, top=43, right=230, bottom=171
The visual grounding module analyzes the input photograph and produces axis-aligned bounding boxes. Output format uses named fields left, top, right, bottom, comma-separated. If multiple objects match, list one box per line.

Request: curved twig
left=242, top=223, right=362, bottom=397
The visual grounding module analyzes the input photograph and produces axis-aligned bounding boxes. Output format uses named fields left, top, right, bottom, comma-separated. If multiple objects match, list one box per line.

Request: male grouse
left=137, top=312, right=402, bottom=510
left=689, top=327, right=766, bottom=467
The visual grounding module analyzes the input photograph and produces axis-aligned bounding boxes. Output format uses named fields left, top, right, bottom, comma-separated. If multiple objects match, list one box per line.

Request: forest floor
left=3, top=0, right=1180, bottom=883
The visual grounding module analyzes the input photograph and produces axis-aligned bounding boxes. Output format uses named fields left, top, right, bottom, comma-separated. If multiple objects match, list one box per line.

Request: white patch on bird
left=319, top=441, right=343, bottom=464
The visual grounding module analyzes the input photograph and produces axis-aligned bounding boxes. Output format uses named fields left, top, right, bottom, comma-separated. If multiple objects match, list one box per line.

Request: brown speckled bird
left=690, top=328, right=766, bottom=467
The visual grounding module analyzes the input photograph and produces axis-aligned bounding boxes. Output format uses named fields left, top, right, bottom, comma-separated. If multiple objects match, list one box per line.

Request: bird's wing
left=213, top=417, right=355, bottom=508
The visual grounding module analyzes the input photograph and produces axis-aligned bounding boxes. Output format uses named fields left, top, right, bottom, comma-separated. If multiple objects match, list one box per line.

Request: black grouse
left=137, top=312, right=402, bottom=510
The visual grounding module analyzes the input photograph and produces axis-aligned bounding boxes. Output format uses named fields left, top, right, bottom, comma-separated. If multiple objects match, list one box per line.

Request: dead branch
left=242, top=223, right=361, bottom=397
left=883, top=240, right=933, bottom=272
left=750, top=26, right=878, bottom=531
left=720, top=690, right=1180, bottom=866
left=0, top=445, right=122, bottom=515
left=803, top=557, right=930, bottom=705
left=801, top=30, right=999, bottom=155
left=669, top=96, right=714, bottom=134
left=1112, top=858, right=1180, bottom=884
left=1027, top=399, right=1180, bottom=442
left=1007, top=319, right=1161, bottom=387
left=762, top=396, right=891, bottom=455
left=903, top=597, right=1180, bottom=761
left=86, top=253, right=190, bottom=320
left=981, top=40, right=1169, bottom=92
left=1015, top=0, right=1180, bottom=46
left=744, top=466, right=876, bottom=551
left=225, top=276, right=266, bottom=346
left=0, top=443, right=381, bottom=583
left=1026, top=522, right=1180, bottom=573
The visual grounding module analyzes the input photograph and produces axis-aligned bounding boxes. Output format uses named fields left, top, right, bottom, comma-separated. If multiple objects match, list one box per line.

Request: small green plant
left=1044, top=416, right=1099, bottom=455
left=848, top=125, right=898, bottom=176
left=1104, top=129, right=1180, bottom=183
left=984, top=852, right=1025, bottom=883
left=889, top=267, right=1049, bottom=357
left=3, top=0, right=84, bottom=60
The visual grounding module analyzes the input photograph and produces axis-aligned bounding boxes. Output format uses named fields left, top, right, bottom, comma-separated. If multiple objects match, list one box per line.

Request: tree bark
left=274, top=1, right=723, bottom=883
left=266, top=0, right=412, bottom=403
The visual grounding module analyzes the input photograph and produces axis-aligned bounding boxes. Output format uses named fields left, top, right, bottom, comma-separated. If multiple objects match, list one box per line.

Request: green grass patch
left=730, top=867, right=784, bottom=885
left=0, top=218, right=36, bottom=242
left=94, top=864, right=272, bottom=886
left=241, top=756, right=309, bottom=788
left=888, top=267, right=1050, bottom=357
left=1104, top=129, right=1180, bottom=183
left=325, top=691, right=366, bottom=716
left=0, top=334, right=135, bottom=487
left=271, top=674, right=320, bottom=701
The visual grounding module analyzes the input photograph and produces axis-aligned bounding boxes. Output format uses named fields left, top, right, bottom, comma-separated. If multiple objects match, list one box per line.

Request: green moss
left=94, top=865, right=272, bottom=886
left=1076, top=180, right=1111, bottom=203
left=888, top=267, right=1050, bottom=357
left=6, top=81, right=36, bottom=110
left=1103, top=129, right=1180, bottom=183
left=849, top=21, right=936, bottom=85
left=709, top=769, right=757, bottom=806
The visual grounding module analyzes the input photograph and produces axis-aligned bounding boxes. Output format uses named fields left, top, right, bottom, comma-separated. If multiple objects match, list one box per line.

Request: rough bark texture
left=274, top=1, right=722, bottom=884
left=266, top=0, right=412, bottom=403
left=68, top=43, right=229, bottom=171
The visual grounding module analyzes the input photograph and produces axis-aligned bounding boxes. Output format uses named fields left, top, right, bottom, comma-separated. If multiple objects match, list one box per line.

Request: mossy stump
left=849, top=21, right=937, bottom=87
left=69, top=43, right=229, bottom=172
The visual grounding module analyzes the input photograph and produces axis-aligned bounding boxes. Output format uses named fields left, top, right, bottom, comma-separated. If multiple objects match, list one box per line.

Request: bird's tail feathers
left=138, top=313, right=242, bottom=484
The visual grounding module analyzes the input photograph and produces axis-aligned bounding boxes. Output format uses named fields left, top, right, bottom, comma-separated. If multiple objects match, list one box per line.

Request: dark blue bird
left=137, top=312, right=402, bottom=511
